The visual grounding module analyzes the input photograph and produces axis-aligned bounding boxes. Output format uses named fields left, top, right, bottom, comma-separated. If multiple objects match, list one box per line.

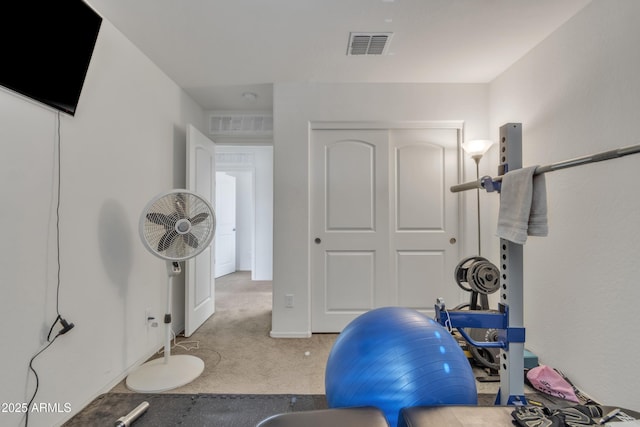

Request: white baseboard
left=269, top=330, right=312, bottom=338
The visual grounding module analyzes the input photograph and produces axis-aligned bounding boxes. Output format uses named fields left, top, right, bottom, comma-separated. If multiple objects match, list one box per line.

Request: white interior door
left=310, top=126, right=460, bottom=332
left=215, top=172, right=237, bottom=278
left=185, top=124, right=216, bottom=337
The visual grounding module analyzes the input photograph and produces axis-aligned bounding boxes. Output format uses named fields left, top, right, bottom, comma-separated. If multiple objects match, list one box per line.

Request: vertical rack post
left=497, top=123, right=527, bottom=405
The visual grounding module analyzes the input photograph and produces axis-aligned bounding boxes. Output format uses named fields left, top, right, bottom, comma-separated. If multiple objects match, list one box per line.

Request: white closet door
left=311, top=130, right=390, bottom=332
left=389, top=128, right=461, bottom=315
left=310, top=127, right=460, bottom=332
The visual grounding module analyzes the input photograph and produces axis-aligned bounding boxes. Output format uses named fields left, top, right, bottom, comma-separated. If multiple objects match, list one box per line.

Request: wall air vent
left=347, top=32, right=393, bottom=56
left=208, top=113, right=273, bottom=138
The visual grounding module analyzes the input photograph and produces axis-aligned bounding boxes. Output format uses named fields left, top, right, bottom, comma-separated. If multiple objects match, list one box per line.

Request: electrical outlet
left=145, top=308, right=157, bottom=328
left=285, top=294, right=294, bottom=308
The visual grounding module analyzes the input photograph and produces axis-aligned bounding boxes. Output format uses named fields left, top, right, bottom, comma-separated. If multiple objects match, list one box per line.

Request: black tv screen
left=0, top=2, right=102, bottom=116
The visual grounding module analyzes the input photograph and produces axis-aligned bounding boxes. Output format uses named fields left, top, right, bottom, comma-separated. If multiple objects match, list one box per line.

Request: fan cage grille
left=141, top=191, right=215, bottom=261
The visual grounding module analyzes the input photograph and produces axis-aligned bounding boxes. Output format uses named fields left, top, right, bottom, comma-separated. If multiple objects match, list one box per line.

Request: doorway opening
left=214, top=145, right=273, bottom=283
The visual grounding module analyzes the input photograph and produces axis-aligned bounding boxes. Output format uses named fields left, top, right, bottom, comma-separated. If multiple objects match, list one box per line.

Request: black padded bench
left=255, top=406, right=513, bottom=427
left=257, top=405, right=640, bottom=427
left=256, top=406, right=390, bottom=427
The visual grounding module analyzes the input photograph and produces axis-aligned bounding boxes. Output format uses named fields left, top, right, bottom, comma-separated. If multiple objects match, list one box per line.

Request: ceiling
left=86, top=0, right=591, bottom=111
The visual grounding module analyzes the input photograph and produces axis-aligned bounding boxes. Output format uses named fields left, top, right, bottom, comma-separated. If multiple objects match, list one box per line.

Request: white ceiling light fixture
left=241, top=92, right=258, bottom=101
left=347, top=32, right=393, bottom=56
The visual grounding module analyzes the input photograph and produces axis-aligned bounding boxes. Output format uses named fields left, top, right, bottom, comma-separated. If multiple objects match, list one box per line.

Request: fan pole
left=125, top=260, right=205, bottom=393
left=164, top=262, right=181, bottom=363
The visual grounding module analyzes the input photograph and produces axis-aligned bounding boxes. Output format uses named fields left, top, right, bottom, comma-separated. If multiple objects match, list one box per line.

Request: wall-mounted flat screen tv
left=0, top=2, right=102, bottom=116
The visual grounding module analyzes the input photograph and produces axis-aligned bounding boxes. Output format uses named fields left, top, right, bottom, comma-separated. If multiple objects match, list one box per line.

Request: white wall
left=489, top=0, right=640, bottom=410
left=272, top=82, right=489, bottom=337
left=0, top=19, right=205, bottom=427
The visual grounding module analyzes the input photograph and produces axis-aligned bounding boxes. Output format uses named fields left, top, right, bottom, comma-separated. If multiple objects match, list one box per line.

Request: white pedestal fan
left=126, top=189, right=216, bottom=393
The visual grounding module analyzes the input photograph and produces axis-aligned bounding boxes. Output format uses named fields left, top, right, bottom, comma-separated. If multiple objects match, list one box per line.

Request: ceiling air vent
left=347, top=32, right=393, bottom=56
left=209, top=113, right=273, bottom=138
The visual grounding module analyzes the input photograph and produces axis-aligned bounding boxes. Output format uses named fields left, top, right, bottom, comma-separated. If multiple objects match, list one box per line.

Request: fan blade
left=182, top=232, right=199, bottom=249
left=167, top=212, right=180, bottom=226
left=158, top=230, right=179, bottom=252
left=174, top=193, right=187, bottom=219
left=147, top=212, right=171, bottom=226
left=189, top=212, right=209, bottom=225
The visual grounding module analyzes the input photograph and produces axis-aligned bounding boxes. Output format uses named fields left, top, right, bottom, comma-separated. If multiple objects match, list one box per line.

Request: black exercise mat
left=64, top=393, right=328, bottom=427
left=65, top=392, right=567, bottom=427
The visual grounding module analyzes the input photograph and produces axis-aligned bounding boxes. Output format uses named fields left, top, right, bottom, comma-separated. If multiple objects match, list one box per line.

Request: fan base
left=126, top=354, right=204, bottom=393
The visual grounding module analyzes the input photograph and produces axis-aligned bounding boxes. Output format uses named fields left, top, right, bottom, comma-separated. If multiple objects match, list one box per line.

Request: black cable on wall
left=25, top=111, right=74, bottom=427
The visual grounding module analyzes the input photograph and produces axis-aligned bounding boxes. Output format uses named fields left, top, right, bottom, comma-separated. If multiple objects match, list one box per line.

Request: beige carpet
left=111, top=271, right=507, bottom=396
left=111, top=271, right=337, bottom=395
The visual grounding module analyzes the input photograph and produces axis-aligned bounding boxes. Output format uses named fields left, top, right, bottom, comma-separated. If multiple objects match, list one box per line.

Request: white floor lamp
left=461, top=139, right=494, bottom=310
left=461, top=139, right=494, bottom=256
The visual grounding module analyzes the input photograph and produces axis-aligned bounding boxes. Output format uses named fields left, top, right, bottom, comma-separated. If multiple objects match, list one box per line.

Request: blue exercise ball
left=325, top=306, right=477, bottom=427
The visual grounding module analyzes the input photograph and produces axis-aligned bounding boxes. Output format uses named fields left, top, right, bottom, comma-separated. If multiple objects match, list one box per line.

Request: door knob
left=449, top=237, right=457, bottom=244
left=314, top=238, right=321, bottom=244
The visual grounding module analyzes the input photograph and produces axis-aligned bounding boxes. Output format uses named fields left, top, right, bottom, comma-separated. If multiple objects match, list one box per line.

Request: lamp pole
left=473, top=154, right=482, bottom=256
left=473, top=154, right=489, bottom=309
